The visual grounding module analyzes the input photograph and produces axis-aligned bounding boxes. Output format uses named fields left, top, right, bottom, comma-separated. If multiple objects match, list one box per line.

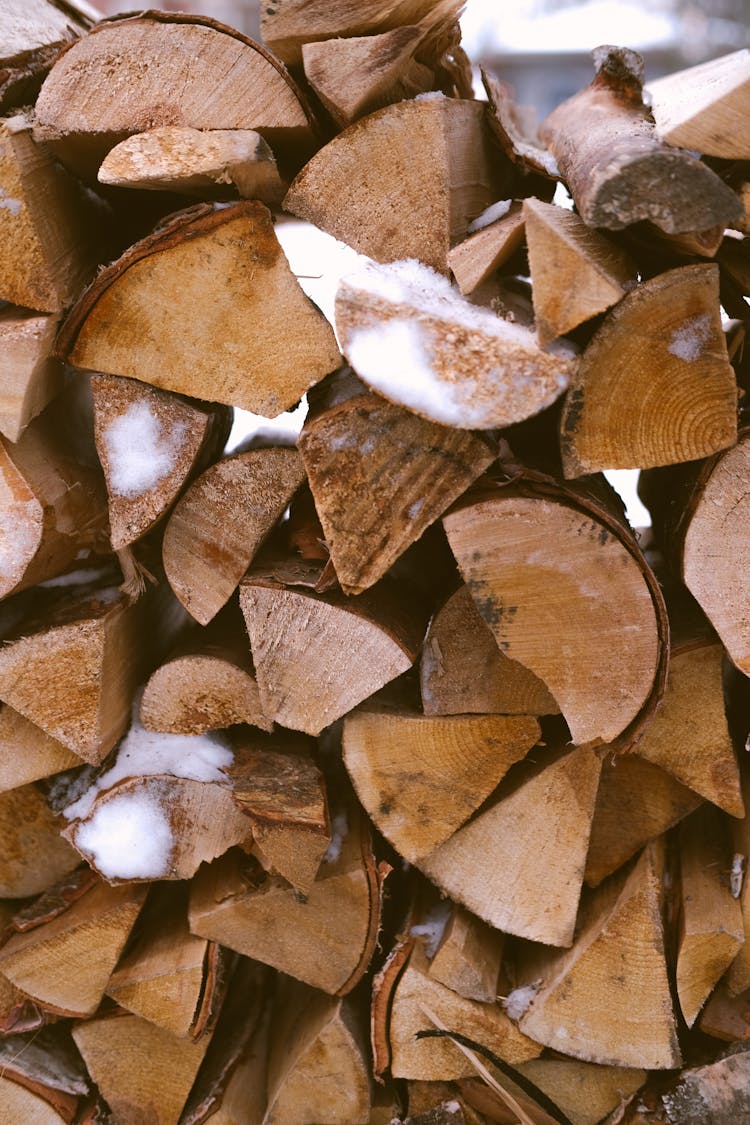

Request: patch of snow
left=667, top=313, right=713, bottom=361
left=323, top=810, right=349, bottom=864
left=467, top=199, right=512, bottom=233
left=103, top=400, right=188, bottom=497
left=38, top=566, right=114, bottom=588
left=415, top=91, right=446, bottom=101
left=731, top=852, right=746, bottom=899
left=410, top=899, right=452, bottom=958
left=0, top=188, right=22, bottom=216
left=73, top=789, right=174, bottom=880
left=502, top=980, right=541, bottom=1020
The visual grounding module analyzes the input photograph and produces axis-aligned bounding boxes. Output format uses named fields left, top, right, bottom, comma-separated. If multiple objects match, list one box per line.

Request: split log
left=91, top=373, right=231, bottom=551
left=284, top=97, right=510, bottom=274
left=419, top=745, right=602, bottom=946
left=540, top=46, right=742, bottom=233
left=0, top=306, right=63, bottom=442
left=660, top=1047, right=750, bottom=1123
left=421, top=584, right=559, bottom=717
left=189, top=805, right=385, bottom=995
left=72, top=1008, right=212, bottom=1125
left=676, top=804, right=744, bottom=1028
left=522, top=197, right=637, bottom=344
left=425, top=903, right=504, bottom=1004
left=559, top=264, right=738, bottom=476
left=335, top=259, right=576, bottom=430
left=647, top=49, right=750, bottom=159
left=342, top=706, right=540, bottom=864
left=0, top=580, right=183, bottom=762
left=33, top=11, right=319, bottom=180
left=140, top=613, right=272, bottom=736
left=516, top=840, right=682, bottom=1070
left=162, top=444, right=306, bottom=625
left=0, top=0, right=93, bottom=112
left=699, top=982, right=750, bottom=1042
left=447, top=202, right=525, bottom=296
left=481, top=68, right=560, bottom=181
left=264, top=980, right=371, bottom=1125
left=0, top=705, right=80, bottom=791
left=0, top=879, right=147, bottom=1017
left=0, top=783, right=79, bottom=897
left=442, top=475, right=667, bottom=747
left=98, top=127, right=286, bottom=204
left=57, top=202, right=341, bottom=417
left=515, top=1059, right=647, bottom=1125
left=0, top=1027, right=90, bottom=1125
left=0, top=111, right=110, bottom=313
left=297, top=370, right=498, bottom=594
left=240, top=559, right=425, bottom=735
left=585, top=754, right=702, bottom=887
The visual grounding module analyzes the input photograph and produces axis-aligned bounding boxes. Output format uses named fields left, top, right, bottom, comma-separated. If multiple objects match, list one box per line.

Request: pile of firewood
left=4, top=1, right=750, bottom=1122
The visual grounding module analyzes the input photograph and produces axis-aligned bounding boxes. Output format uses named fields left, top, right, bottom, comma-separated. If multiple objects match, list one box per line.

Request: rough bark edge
left=371, top=933, right=415, bottom=1078
left=335, top=818, right=391, bottom=997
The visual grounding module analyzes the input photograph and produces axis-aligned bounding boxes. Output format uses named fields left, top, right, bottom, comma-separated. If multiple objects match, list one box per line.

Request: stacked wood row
left=3, top=2, right=750, bottom=1123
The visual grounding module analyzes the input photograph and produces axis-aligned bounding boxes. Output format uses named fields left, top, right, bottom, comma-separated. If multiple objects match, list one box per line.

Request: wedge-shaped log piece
left=92, top=373, right=230, bottom=551
left=0, top=111, right=110, bottom=313
left=635, top=632, right=742, bottom=817
left=0, top=306, right=63, bottom=442
left=560, top=264, right=737, bottom=476
left=677, top=805, right=744, bottom=1028
left=647, top=49, right=750, bottom=159
left=285, top=98, right=507, bottom=274
left=585, top=754, right=702, bottom=887
left=517, top=841, right=681, bottom=1069
left=420, top=745, right=601, bottom=946
left=0, top=879, right=146, bottom=1018
left=73, top=1008, right=211, bottom=1125
left=540, top=46, right=742, bottom=233
left=335, top=259, right=576, bottom=430
left=0, top=1026, right=90, bottom=1125
left=661, top=1047, right=750, bottom=1123
left=388, top=943, right=541, bottom=1080
left=447, top=203, right=525, bottom=296
left=426, top=903, right=504, bottom=1004
left=240, top=560, right=425, bottom=735
left=0, top=783, right=79, bottom=897
left=523, top=197, right=637, bottom=344
left=699, top=981, right=750, bottom=1042
left=516, top=1058, right=646, bottom=1125
left=443, top=477, right=667, bottom=747
left=34, top=11, right=318, bottom=179
left=106, top=884, right=217, bottom=1039
left=163, top=445, right=306, bottom=625
left=58, top=202, right=341, bottom=416
left=0, top=582, right=181, bottom=763
left=298, top=371, right=497, bottom=594
left=343, top=708, right=540, bottom=863
left=0, top=0, right=92, bottom=112
left=264, top=980, right=370, bottom=1125
left=421, top=584, right=559, bottom=717
left=0, top=705, right=80, bottom=791
left=190, top=807, right=384, bottom=995
left=98, top=127, right=286, bottom=203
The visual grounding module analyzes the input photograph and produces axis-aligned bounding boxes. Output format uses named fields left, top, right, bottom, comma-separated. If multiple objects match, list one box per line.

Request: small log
left=661, top=1047, right=750, bottom=1123
left=585, top=754, right=702, bottom=887
left=540, top=46, right=742, bottom=233
left=189, top=806, right=385, bottom=995
left=516, top=1059, right=647, bottom=1125
left=58, top=201, right=341, bottom=416
left=0, top=783, right=79, bottom=897
left=447, top=203, right=526, bottom=296
left=98, top=127, right=286, bottom=203
left=284, top=97, right=510, bottom=274
left=421, top=584, right=559, bottom=718
left=419, top=745, right=602, bottom=947
left=342, top=707, right=540, bottom=863
left=676, top=805, right=744, bottom=1028
left=0, top=111, right=110, bottom=313
left=517, top=840, right=681, bottom=1070
left=0, top=705, right=80, bottom=791
left=72, top=1008, right=212, bottom=1125
left=240, top=559, right=425, bottom=735
left=647, top=49, right=750, bottom=159
left=559, top=263, right=738, bottom=476
left=443, top=475, right=667, bottom=747
left=0, top=306, right=63, bottom=442
left=140, top=613, right=272, bottom=736
left=33, top=11, right=318, bottom=179
left=297, top=370, right=497, bottom=594
left=426, top=903, right=504, bottom=1004
left=523, top=197, right=637, bottom=344
left=162, top=444, right=306, bottom=625
left=91, top=373, right=231, bottom=551
left=264, top=980, right=371, bottom=1125
left=0, top=879, right=147, bottom=1018
left=698, top=982, right=750, bottom=1042
left=334, top=259, right=576, bottom=430
left=0, top=0, right=92, bottom=112
left=0, top=1027, right=89, bottom=1125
